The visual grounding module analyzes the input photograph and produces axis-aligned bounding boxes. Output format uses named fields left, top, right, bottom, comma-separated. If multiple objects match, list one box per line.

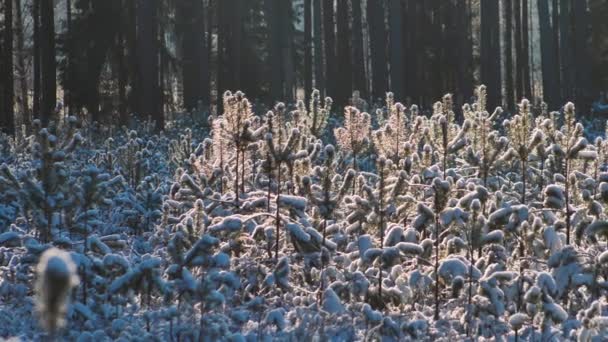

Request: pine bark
left=1, top=0, right=15, bottom=134
left=336, top=0, right=352, bottom=107
left=136, top=0, right=163, bottom=130
left=522, top=0, right=531, bottom=98
left=514, top=0, right=523, bottom=100
left=351, top=0, right=366, bottom=99
left=388, top=0, right=403, bottom=99
left=504, top=0, right=515, bottom=110
left=367, top=0, right=387, bottom=102
left=538, top=0, right=559, bottom=109
left=40, top=0, right=56, bottom=127
left=313, top=0, right=324, bottom=96
left=177, top=0, right=209, bottom=111
left=32, top=0, right=41, bottom=120
left=304, top=0, right=312, bottom=102
left=559, top=0, right=572, bottom=101
left=15, top=0, right=29, bottom=125
left=572, top=0, right=591, bottom=111
left=323, top=0, right=336, bottom=99
left=480, top=0, right=501, bottom=110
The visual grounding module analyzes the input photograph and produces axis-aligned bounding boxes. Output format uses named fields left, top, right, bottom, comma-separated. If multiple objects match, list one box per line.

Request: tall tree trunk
left=217, top=0, right=225, bottom=111
left=40, top=0, right=56, bottom=127
left=522, top=0, right=532, bottom=98
left=351, top=0, right=366, bottom=99
left=456, top=0, right=473, bottom=109
left=336, top=0, right=351, bottom=107
left=514, top=0, right=523, bottom=100
left=538, top=0, right=559, bottom=110
left=304, top=0, right=312, bottom=102
left=127, top=0, right=137, bottom=117
left=323, top=0, right=336, bottom=99
left=1, top=0, right=15, bottom=134
left=313, top=0, right=324, bottom=96
left=504, top=0, right=515, bottom=110
left=388, top=0, right=403, bottom=99
left=117, top=11, right=127, bottom=125
left=480, top=0, right=501, bottom=110
left=559, top=0, right=572, bottom=101
left=367, top=0, right=387, bottom=102
left=65, top=0, right=71, bottom=116
left=32, top=0, right=40, bottom=120
left=177, top=0, right=208, bottom=111
left=15, top=0, right=29, bottom=126
left=267, top=0, right=283, bottom=102
left=551, top=0, right=561, bottom=104
left=281, top=0, right=294, bottom=100
left=136, top=0, right=162, bottom=130
left=572, top=0, right=591, bottom=112
left=231, top=0, right=242, bottom=91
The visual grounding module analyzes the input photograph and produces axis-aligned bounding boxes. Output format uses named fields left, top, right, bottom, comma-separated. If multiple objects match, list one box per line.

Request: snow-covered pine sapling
left=463, top=198, right=484, bottom=335
left=372, top=93, right=411, bottom=163
left=552, top=102, right=588, bottom=244
left=115, top=130, right=145, bottom=188
left=109, top=254, right=168, bottom=309
left=168, top=127, right=194, bottom=167
left=432, top=177, right=450, bottom=320
left=302, top=89, right=332, bottom=138
left=35, top=248, right=79, bottom=336
left=350, top=90, right=368, bottom=112
left=71, top=165, right=122, bottom=302
left=375, top=158, right=391, bottom=301
left=464, top=87, right=506, bottom=188
left=211, top=118, right=227, bottom=194
left=575, top=299, right=606, bottom=341
left=427, top=94, right=471, bottom=179
left=522, top=272, right=569, bottom=340
left=334, top=106, right=371, bottom=171
left=301, top=145, right=355, bottom=245
left=503, top=99, right=544, bottom=205
left=265, top=111, right=304, bottom=259
left=15, top=126, right=82, bottom=242
left=191, top=138, right=224, bottom=193
left=219, top=91, right=256, bottom=204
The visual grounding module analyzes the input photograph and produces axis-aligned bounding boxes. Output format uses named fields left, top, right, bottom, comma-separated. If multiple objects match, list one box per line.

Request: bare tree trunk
left=480, top=0, right=501, bottom=110
left=313, top=0, right=324, bottom=96
left=551, top=0, right=561, bottom=104
left=522, top=0, right=532, bottom=98
left=504, top=0, right=515, bottom=110
left=15, top=0, right=29, bottom=126
left=136, top=0, right=163, bottom=130
left=40, top=0, right=56, bottom=127
left=559, top=0, right=572, bottom=101
left=1, top=0, right=15, bottom=134
left=32, top=0, right=41, bottom=120
left=304, top=0, right=312, bottom=102
left=538, top=0, right=559, bottom=110
left=335, top=0, right=352, bottom=107
left=117, top=3, right=127, bottom=125
left=65, top=0, right=71, bottom=116
left=367, top=0, right=387, bottom=102
left=352, top=0, right=366, bottom=99
left=267, top=0, right=283, bottom=101
left=323, top=0, right=336, bottom=99
left=177, top=0, right=208, bottom=111
left=388, top=0, right=403, bottom=99
left=514, top=0, right=523, bottom=100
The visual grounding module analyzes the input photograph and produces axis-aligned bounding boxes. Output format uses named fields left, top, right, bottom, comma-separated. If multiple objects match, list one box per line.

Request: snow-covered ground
left=0, top=89, right=607, bottom=341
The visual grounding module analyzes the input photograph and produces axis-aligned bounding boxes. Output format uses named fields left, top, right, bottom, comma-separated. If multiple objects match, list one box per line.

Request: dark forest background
left=1, top=0, right=608, bottom=134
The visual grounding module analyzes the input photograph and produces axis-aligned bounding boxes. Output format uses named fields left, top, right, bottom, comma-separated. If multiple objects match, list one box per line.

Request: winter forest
left=1, top=0, right=608, bottom=341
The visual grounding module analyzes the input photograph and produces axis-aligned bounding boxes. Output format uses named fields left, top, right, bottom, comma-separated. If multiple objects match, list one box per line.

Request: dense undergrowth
left=0, top=86, right=607, bottom=341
